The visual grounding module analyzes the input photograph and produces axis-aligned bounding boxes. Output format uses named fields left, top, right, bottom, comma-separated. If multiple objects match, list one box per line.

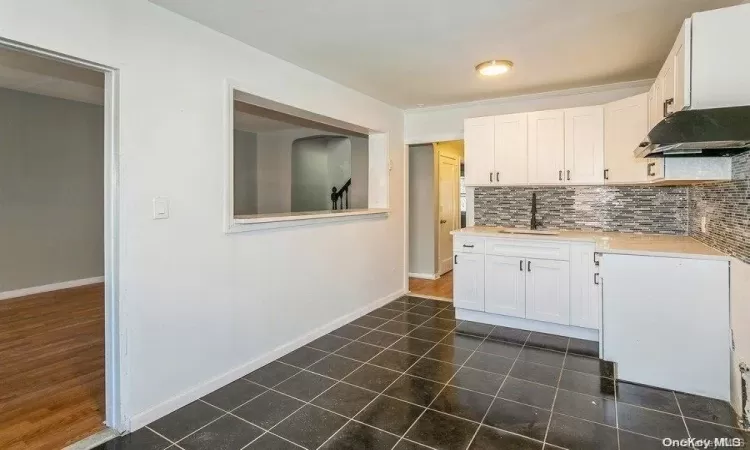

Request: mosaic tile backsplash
left=474, top=185, right=688, bottom=235
left=689, top=151, right=750, bottom=264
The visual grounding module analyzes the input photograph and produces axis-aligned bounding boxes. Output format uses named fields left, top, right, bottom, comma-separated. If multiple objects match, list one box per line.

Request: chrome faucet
left=530, top=192, right=541, bottom=230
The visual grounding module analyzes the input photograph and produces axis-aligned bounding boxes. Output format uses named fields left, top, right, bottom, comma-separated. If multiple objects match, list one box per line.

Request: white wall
left=404, top=80, right=652, bottom=144
left=408, top=145, right=436, bottom=276
left=0, top=0, right=404, bottom=429
left=0, top=87, right=103, bottom=292
left=233, top=130, right=258, bottom=215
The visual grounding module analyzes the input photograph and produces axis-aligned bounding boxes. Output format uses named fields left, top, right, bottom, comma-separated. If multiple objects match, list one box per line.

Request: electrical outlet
left=701, top=216, right=707, bottom=233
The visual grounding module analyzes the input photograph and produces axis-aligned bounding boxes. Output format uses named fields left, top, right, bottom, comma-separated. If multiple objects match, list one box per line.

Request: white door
left=453, top=252, right=485, bottom=311
left=604, top=94, right=650, bottom=184
left=438, top=154, right=459, bottom=275
left=569, top=244, right=599, bottom=329
left=494, top=113, right=528, bottom=185
left=528, top=110, right=565, bottom=185
left=525, top=258, right=570, bottom=325
left=464, top=117, right=495, bottom=186
left=564, top=106, right=604, bottom=184
left=485, top=255, right=526, bottom=318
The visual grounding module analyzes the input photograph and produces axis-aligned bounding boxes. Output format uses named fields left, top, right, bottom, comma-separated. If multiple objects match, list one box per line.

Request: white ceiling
left=151, top=0, right=741, bottom=108
left=0, top=46, right=104, bottom=105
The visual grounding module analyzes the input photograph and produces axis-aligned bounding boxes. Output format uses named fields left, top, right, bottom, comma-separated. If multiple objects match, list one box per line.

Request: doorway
left=0, top=41, right=120, bottom=447
left=407, top=140, right=464, bottom=300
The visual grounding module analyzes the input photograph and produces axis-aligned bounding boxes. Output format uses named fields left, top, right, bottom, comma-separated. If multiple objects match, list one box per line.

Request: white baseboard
left=127, top=289, right=407, bottom=431
left=0, top=276, right=105, bottom=301
left=408, top=272, right=438, bottom=280
left=455, top=308, right=599, bottom=341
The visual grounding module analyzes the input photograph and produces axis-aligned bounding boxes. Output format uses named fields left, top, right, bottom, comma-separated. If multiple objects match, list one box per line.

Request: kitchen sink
left=493, top=228, right=559, bottom=236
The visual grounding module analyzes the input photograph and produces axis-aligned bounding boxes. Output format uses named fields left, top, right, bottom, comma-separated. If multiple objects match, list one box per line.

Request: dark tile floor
left=96, top=295, right=748, bottom=450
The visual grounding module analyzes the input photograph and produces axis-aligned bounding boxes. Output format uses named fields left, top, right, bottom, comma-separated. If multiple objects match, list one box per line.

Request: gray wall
left=233, top=130, right=258, bottom=215
left=291, top=136, right=351, bottom=212
left=409, top=145, right=436, bottom=275
left=0, top=88, right=103, bottom=292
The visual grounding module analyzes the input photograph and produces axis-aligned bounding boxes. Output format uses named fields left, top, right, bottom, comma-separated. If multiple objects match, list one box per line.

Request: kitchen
left=450, top=1, right=750, bottom=440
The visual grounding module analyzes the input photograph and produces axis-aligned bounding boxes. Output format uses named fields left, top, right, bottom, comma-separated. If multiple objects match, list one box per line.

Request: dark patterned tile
left=93, top=428, right=170, bottom=450
left=497, top=377, right=556, bottom=410
left=359, top=330, right=402, bottom=347
left=355, top=395, right=425, bottom=435
left=393, top=440, right=432, bottom=450
left=468, top=425, right=543, bottom=449
left=422, top=317, right=458, bottom=331
left=406, top=409, right=479, bottom=450
left=684, top=418, right=750, bottom=443
left=201, top=379, right=266, bottom=411
left=312, top=382, right=377, bottom=418
left=377, top=320, right=421, bottom=336
left=179, top=415, right=262, bottom=450
left=275, top=370, right=336, bottom=401
left=430, top=385, right=494, bottom=422
left=244, top=361, right=300, bottom=388
left=149, top=401, right=223, bottom=441
left=392, top=312, right=430, bottom=325
left=675, top=391, right=740, bottom=427
left=483, top=398, right=549, bottom=441
left=382, top=301, right=416, bottom=312
left=617, top=430, right=665, bottom=450
left=384, top=374, right=444, bottom=407
left=344, top=364, right=401, bottom=392
left=242, top=433, right=300, bottom=450
left=279, top=346, right=329, bottom=368
left=559, top=370, right=616, bottom=398
left=525, top=332, right=569, bottom=352
left=617, top=403, right=688, bottom=439
left=320, top=421, right=399, bottom=450
left=272, top=405, right=348, bottom=449
left=563, top=354, right=614, bottom=378
left=486, top=326, right=531, bottom=345
left=418, top=298, right=450, bottom=308
left=408, top=326, right=450, bottom=343
left=450, top=367, right=505, bottom=396
left=308, top=354, right=362, bottom=380
left=517, top=347, right=565, bottom=367
left=464, top=352, right=514, bottom=375
left=335, top=341, right=383, bottom=362
left=367, top=308, right=402, bottom=320
left=351, top=315, right=388, bottom=329
left=234, top=390, right=304, bottom=429
left=369, top=349, right=421, bottom=372
left=440, top=333, right=484, bottom=351
left=330, top=324, right=371, bottom=340
left=509, top=360, right=561, bottom=387
left=308, top=335, right=352, bottom=352
left=406, top=358, right=460, bottom=383
left=403, top=296, right=430, bottom=305
left=545, top=413, right=618, bottom=450
left=455, top=321, right=495, bottom=338
left=409, top=305, right=442, bottom=316
left=389, top=337, right=436, bottom=356
left=616, top=381, right=679, bottom=414
left=553, top=389, right=617, bottom=426
left=424, top=344, right=473, bottom=365
left=567, top=338, right=599, bottom=357
left=477, top=340, right=523, bottom=359
left=435, top=309, right=457, bottom=320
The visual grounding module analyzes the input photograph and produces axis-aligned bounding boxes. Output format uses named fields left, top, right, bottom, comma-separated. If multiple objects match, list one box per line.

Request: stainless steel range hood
left=635, top=106, right=750, bottom=158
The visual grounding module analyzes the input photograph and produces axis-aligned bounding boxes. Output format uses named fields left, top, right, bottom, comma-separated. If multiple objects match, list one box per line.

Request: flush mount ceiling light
left=475, top=60, right=513, bottom=77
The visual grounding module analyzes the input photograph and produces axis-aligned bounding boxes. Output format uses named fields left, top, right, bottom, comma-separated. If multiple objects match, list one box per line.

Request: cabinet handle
left=566, top=170, right=571, bottom=181
left=519, top=260, right=523, bottom=271
left=489, top=172, right=493, bottom=183
left=454, top=255, right=458, bottom=264
left=604, top=169, right=609, bottom=180
left=527, top=261, right=531, bottom=272
left=647, top=162, right=656, bottom=177
left=496, top=171, right=499, bottom=181
left=663, top=98, right=674, bottom=117
left=558, top=170, right=562, bottom=181
left=463, top=244, right=474, bottom=248
left=594, top=273, right=600, bottom=285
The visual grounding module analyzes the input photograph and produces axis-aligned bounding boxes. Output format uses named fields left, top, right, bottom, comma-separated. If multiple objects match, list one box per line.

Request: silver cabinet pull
left=604, top=169, right=609, bottom=180
left=454, top=255, right=458, bottom=264
left=496, top=171, right=500, bottom=181
left=463, top=244, right=474, bottom=248
left=558, top=170, right=562, bottom=181
left=663, top=98, right=674, bottom=117
left=527, top=261, right=531, bottom=272
left=594, top=273, right=600, bottom=285
left=519, top=260, right=523, bottom=271
left=566, top=170, right=571, bottom=181
left=490, top=172, right=493, bottom=183
left=647, top=162, right=656, bottom=177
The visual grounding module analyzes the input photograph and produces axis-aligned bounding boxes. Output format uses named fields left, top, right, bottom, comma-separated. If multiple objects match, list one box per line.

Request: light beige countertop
left=452, top=226, right=729, bottom=260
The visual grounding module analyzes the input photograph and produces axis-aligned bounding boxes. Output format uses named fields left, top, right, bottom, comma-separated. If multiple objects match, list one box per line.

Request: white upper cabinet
left=494, top=114, right=528, bottom=185
left=464, top=116, right=495, bottom=186
left=650, top=19, right=691, bottom=125
left=564, top=106, right=604, bottom=184
left=528, top=110, right=565, bottom=184
left=604, top=93, right=650, bottom=184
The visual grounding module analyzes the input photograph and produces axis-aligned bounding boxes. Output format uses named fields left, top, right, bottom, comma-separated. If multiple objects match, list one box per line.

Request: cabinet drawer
left=485, top=238, right=570, bottom=261
left=453, top=236, right=485, bottom=253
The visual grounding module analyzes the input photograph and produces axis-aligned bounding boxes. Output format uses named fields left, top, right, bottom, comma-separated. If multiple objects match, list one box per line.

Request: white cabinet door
left=604, top=94, right=649, bottom=184
left=464, top=117, right=495, bottom=186
left=528, top=110, right=565, bottom=185
left=569, top=243, right=599, bottom=329
left=485, top=255, right=526, bottom=318
left=673, top=20, right=690, bottom=111
left=494, top=114, right=528, bottom=185
left=647, top=83, right=659, bottom=131
left=453, top=252, right=485, bottom=311
left=525, top=258, right=570, bottom=325
left=564, top=106, right=604, bottom=184
left=661, top=58, right=676, bottom=118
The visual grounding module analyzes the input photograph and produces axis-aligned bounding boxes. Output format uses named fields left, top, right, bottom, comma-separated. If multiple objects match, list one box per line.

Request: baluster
left=331, top=187, right=338, bottom=210
left=345, top=189, right=349, bottom=209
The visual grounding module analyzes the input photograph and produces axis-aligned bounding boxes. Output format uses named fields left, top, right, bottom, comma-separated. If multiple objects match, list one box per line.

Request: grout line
left=541, top=337, right=569, bottom=449
left=463, top=329, right=532, bottom=450
left=673, top=391, right=693, bottom=440
left=145, top=426, right=185, bottom=450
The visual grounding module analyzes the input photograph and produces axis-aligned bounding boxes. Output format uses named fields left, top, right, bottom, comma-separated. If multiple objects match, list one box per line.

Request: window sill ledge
left=228, top=208, right=389, bottom=233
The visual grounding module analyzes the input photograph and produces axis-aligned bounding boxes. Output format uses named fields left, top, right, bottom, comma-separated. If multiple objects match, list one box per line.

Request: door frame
left=436, top=151, right=460, bottom=276
left=0, top=39, right=124, bottom=430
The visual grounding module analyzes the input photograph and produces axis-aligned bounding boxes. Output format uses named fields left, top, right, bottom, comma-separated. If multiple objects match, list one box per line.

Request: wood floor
left=0, top=283, right=105, bottom=450
left=408, top=271, right=453, bottom=300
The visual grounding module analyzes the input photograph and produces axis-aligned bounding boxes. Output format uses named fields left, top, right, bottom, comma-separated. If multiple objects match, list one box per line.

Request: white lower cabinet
left=525, top=259, right=570, bottom=325
left=569, top=243, right=600, bottom=329
left=485, top=255, right=526, bottom=317
left=453, top=252, right=485, bottom=311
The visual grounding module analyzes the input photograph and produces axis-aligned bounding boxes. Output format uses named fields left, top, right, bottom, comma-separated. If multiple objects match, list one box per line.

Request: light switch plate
left=153, top=197, right=169, bottom=219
